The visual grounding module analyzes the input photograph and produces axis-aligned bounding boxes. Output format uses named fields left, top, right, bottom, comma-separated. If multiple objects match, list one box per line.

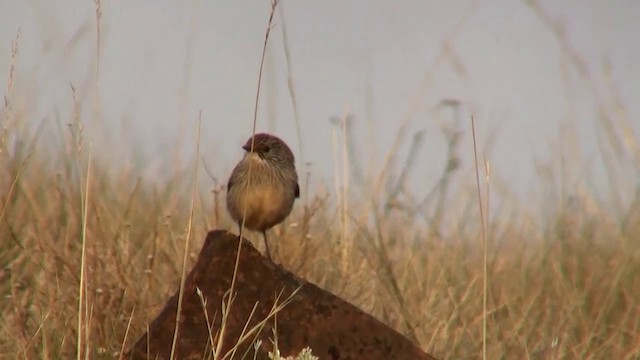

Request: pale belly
left=228, top=183, right=294, bottom=231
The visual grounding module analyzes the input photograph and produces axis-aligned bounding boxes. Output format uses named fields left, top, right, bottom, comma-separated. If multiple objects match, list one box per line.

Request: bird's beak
left=242, top=144, right=251, bottom=152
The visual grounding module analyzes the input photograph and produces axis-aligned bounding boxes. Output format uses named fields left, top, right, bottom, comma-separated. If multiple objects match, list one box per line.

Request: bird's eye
left=263, top=145, right=271, bottom=153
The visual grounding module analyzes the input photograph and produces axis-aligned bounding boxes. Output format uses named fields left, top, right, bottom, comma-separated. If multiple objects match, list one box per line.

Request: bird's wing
left=227, top=167, right=238, bottom=192
left=227, top=177, right=234, bottom=192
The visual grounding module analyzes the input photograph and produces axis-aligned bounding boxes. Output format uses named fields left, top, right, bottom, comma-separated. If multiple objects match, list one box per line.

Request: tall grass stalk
left=170, top=115, right=202, bottom=359
left=471, top=117, right=488, bottom=360
left=76, top=144, right=92, bottom=360
left=217, top=2, right=280, bottom=358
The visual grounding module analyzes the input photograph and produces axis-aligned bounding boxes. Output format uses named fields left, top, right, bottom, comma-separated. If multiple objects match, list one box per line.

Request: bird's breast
left=229, top=181, right=295, bottom=231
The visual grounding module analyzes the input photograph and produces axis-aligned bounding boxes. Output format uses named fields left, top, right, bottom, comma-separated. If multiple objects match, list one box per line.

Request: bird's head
left=242, top=133, right=295, bottom=165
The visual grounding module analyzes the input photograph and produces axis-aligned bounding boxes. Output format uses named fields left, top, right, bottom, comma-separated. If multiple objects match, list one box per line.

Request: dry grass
left=2, top=2, right=640, bottom=359
left=2, top=93, right=639, bottom=360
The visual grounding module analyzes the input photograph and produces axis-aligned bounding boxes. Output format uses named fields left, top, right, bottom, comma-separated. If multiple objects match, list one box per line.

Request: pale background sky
left=1, top=0, right=638, bottom=214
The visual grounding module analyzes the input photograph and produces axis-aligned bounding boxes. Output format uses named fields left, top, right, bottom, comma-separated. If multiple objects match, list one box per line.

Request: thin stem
left=471, top=116, right=488, bottom=360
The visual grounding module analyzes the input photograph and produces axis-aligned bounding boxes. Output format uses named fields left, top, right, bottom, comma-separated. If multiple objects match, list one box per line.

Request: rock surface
left=125, top=230, right=437, bottom=360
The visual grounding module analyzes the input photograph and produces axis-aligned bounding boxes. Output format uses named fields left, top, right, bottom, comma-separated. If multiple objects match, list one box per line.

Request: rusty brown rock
left=125, top=230, right=437, bottom=360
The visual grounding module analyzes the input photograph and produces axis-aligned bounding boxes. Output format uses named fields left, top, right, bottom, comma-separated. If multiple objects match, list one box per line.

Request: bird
left=226, top=133, right=300, bottom=261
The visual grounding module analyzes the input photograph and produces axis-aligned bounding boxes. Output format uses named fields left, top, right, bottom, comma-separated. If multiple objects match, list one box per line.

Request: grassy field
left=2, top=2, right=640, bottom=359
left=1, top=97, right=639, bottom=360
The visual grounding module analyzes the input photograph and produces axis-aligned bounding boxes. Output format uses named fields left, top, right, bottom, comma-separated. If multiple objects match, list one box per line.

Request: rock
left=125, top=230, right=437, bottom=360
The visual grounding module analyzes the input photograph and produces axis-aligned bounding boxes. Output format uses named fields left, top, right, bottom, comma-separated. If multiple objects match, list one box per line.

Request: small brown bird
left=226, top=133, right=300, bottom=261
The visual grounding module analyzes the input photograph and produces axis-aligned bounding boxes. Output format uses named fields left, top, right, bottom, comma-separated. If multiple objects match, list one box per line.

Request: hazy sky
left=1, top=0, right=638, bottom=212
